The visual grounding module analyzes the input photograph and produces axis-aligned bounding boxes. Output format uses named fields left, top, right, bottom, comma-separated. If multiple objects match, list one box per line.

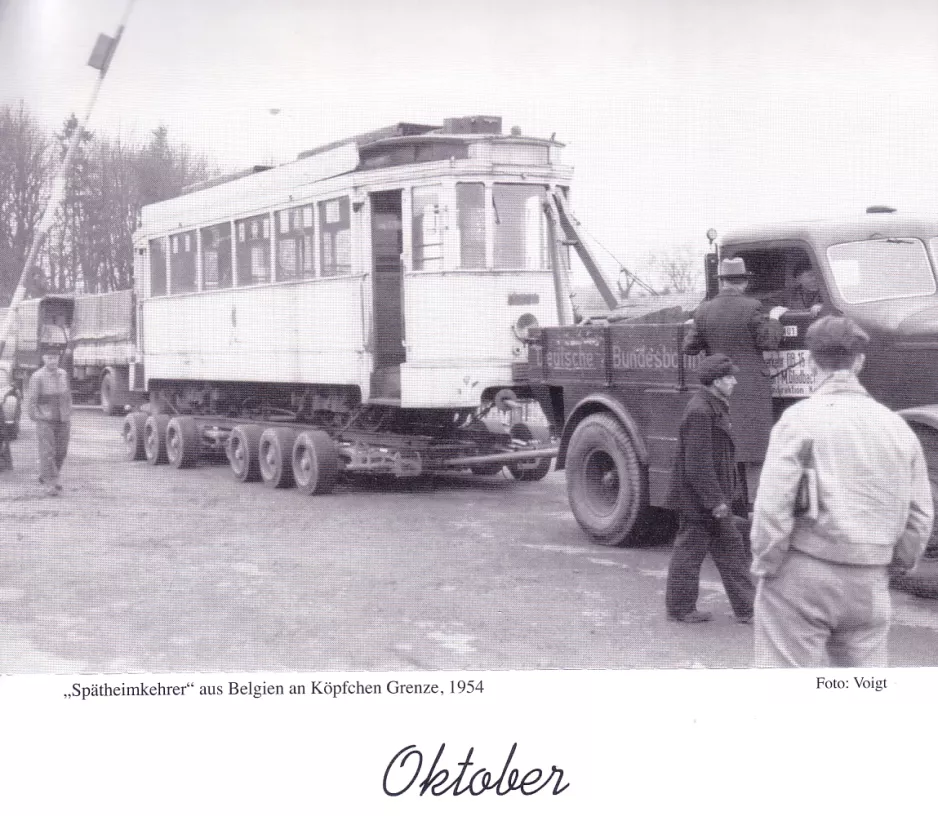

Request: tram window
left=319, top=196, right=351, bottom=277
left=493, top=184, right=549, bottom=270
left=235, top=215, right=271, bottom=286
left=169, top=229, right=197, bottom=293
left=200, top=222, right=232, bottom=290
left=149, top=237, right=168, bottom=296
left=275, top=205, right=316, bottom=281
left=456, top=183, right=485, bottom=269
left=412, top=185, right=442, bottom=272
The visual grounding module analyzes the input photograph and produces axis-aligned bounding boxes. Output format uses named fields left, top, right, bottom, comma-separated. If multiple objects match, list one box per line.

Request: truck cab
left=529, top=211, right=938, bottom=573
left=719, top=212, right=938, bottom=414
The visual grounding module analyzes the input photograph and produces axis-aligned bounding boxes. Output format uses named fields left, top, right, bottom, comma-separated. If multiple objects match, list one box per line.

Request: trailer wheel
left=122, top=411, right=147, bottom=461
left=507, top=422, right=552, bottom=482
left=292, top=430, right=339, bottom=495
left=259, top=427, right=297, bottom=488
left=143, top=414, right=170, bottom=465
left=166, top=416, right=199, bottom=469
left=227, top=424, right=263, bottom=482
left=565, top=413, right=644, bottom=546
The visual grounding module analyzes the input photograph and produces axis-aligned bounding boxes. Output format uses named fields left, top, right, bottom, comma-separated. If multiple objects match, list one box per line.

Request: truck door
left=370, top=190, right=405, bottom=399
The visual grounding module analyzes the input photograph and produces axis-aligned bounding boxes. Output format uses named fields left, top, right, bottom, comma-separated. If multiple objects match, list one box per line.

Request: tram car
left=123, top=115, right=618, bottom=493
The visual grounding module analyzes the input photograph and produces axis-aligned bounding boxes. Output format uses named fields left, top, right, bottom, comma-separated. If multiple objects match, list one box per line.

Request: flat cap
left=698, top=353, right=739, bottom=385
left=718, top=257, right=750, bottom=278
left=806, top=316, right=869, bottom=355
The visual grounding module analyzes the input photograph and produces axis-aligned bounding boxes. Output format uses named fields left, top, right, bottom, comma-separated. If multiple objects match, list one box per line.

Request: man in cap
left=25, top=326, right=72, bottom=496
left=665, top=353, right=756, bottom=624
left=751, top=316, right=933, bottom=667
left=684, top=257, right=783, bottom=506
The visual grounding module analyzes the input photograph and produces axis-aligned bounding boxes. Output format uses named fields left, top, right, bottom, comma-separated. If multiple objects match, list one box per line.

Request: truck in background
left=0, top=289, right=139, bottom=437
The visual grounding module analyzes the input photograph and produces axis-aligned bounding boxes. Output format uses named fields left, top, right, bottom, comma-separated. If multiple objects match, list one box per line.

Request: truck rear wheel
left=292, top=430, right=339, bottom=495
left=565, top=413, right=644, bottom=546
left=122, top=411, right=147, bottom=461
left=227, top=424, right=262, bottom=482
left=259, top=427, right=297, bottom=488
left=166, top=416, right=199, bottom=469
left=143, top=414, right=170, bottom=465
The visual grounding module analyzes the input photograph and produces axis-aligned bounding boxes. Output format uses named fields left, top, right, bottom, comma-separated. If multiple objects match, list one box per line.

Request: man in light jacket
left=751, top=316, right=933, bottom=667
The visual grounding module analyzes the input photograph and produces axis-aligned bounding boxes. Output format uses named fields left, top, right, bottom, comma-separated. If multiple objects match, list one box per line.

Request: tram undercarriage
left=121, top=380, right=556, bottom=494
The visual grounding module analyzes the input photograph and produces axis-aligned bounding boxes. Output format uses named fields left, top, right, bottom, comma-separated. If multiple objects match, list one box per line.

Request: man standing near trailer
left=683, top=257, right=783, bottom=505
left=25, top=328, right=72, bottom=496
left=664, top=354, right=755, bottom=624
left=751, top=317, right=933, bottom=667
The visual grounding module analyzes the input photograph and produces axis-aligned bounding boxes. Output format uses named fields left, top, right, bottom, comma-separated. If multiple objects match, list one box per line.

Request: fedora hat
left=717, top=257, right=751, bottom=279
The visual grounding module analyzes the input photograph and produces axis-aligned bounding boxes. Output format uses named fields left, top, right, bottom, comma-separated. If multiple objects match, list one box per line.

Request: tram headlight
left=513, top=313, right=539, bottom=341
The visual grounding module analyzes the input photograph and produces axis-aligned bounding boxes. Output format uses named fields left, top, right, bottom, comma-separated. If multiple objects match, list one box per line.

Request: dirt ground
left=3, top=408, right=938, bottom=674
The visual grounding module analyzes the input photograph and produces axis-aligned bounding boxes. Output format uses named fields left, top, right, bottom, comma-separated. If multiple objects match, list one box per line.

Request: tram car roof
left=136, top=115, right=565, bottom=240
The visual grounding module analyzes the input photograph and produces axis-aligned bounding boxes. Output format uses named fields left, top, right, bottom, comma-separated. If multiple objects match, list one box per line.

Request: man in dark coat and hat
left=665, top=354, right=756, bottom=623
left=683, top=256, right=783, bottom=505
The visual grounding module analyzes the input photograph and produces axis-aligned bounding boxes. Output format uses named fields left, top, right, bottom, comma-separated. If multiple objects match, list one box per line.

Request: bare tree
left=644, top=243, right=703, bottom=294
left=41, top=117, right=216, bottom=294
left=0, top=102, right=52, bottom=303
left=44, top=114, right=94, bottom=294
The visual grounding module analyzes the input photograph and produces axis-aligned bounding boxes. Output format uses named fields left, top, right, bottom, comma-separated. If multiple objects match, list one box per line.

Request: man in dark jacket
left=767, top=261, right=826, bottom=318
left=683, top=257, right=783, bottom=505
left=665, top=354, right=756, bottom=624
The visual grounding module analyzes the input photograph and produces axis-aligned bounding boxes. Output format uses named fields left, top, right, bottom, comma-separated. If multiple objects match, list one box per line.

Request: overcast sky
left=2, top=0, right=937, bottom=272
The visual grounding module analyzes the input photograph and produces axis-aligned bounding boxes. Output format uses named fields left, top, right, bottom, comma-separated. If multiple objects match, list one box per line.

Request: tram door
left=370, top=190, right=405, bottom=400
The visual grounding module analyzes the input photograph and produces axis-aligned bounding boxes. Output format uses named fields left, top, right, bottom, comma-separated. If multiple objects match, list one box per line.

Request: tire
left=100, top=371, right=121, bottom=416
left=471, top=463, right=504, bottom=476
left=507, top=422, right=552, bottom=482
left=258, top=426, right=298, bottom=488
left=3, top=390, right=21, bottom=440
left=292, top=430, right=339, bottom=495
left=913, top=426, right=938, bottom=557
left=227, top=424, right=263, bottom=482
left=565, top=413, right=645, bottom=546
left=166, top=415, right=199, bottom=469
left=122, top=411, right=147, bottom=461
left=143, top=414, right=170, bottom=465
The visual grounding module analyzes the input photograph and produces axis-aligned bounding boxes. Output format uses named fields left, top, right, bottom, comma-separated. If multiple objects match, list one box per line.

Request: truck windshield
left=826, top=238, right=936, bottom=303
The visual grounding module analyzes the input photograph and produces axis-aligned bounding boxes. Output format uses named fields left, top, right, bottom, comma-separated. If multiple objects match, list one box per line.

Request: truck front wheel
left=566, top=413, right=644, bottom=546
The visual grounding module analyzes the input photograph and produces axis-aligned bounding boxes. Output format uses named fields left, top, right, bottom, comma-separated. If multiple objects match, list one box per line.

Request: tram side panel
left=141, top=277, right=370, bottom=393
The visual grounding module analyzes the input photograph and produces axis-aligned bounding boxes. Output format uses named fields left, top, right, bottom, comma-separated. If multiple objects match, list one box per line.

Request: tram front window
left=493, top=184, right=549, bottom=271
left=456, top=182, right=485, bottom=269
left=149, top=237, right=167, bottom=296
left=412, top=185, right=442, bottom=272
